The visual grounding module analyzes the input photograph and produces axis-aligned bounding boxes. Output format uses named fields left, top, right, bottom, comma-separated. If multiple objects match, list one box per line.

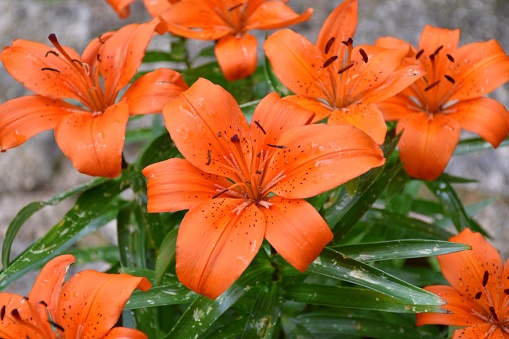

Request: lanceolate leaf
left=241, top=282, right=282, bottom=339
left=285, top=284, right=444, bottom=313
left=155, top=229, right=178, bottom=286
left=1, top=177, right=108, bottom=269
left=277, top=248, right=445, bottom=308
left=165, top=262, right=274, bottom=338
left=454, top=136, right=509, bottom=155
left=0, top=180, right=126, bottom=290
left=332, top=240, right=470, bottom=261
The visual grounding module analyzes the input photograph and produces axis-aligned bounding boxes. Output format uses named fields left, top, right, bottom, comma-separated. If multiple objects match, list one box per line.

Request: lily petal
left=0, top=95, right=75, bottom=151
left=98, top=21, right=158, bottom=104
left=397, top=112, right=460, bottom=180
left=104, top=327, right=149, bottom=339
left=159, top=1, right=231, bottom=40
left=0, top=293, right=46, bottom=339
left=54, top=101, right=129, bottom=178
left=282, top=95, right=333, bottom=122
left=263, top=196, right=332, bottom=272
left=251, top=92, right=315, bottom=158
left=246, top=2, right=312, bottom=30
left=376, top=36, right=416, bottom=54
left=328, top=103, right=387, bottom=145
left=55, top=270, right=151, bottom=338
left=176, top=198, right=265, bottom=299
left=264, top=29, right=333, bottom=99
left=143, top=158, right=232, bottom=212
left=316, top=0, right=357, bottom=56
left=105, top=0, right=137, bottom=18
left=121, top=68, right=188, bottom=114
left=377, top=95, right=417, bottom=121
left=215, top=33, right=258, bottom=81
left=447, top=97, right=509, bottom=147
left=0, top=39, right=88, bottom=102
left=163, top=78, right=252, bottom=179
left=439, top=228, right=504, bottom=307
left=449, top=39, right=509, bottom=101
left=452, top=324, right=506, bottom=339
left=266, top=124, right=385, bottom=199
left=416, top=285, right=487, bottom=327
left=28, top=254, right=76, bottom=318
left=144, top=0, right=175, bottom=17
left=418, top=25, right=460, bottom=56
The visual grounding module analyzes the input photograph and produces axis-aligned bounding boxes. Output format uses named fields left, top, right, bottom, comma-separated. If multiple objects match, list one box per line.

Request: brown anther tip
left=324, top=37, right=335, bottom=54
left=433, top=45, right=444, bottom=55
left=338, top=63, right=354, bottom=74
left=49, top=320, right=65, bottom=332
left=489, top=306, right=499, bottom=321
left=474, top=291, right=482, bottom=299
left=228, top=3, right=243, bottom=11
left=267, top=144, right=287, bottom=149
left=254, top=120, right=266, bottom=135
left=424, top=80, right=440, bottom=91
left=230, top=134, right=240, bottom=143
left=446, top=54, right=455, bottom=63
left=323, top=55, right=338, bottom=68
left=359, top=48, right=368, bottom=63
left=482, top=270, right=489, bottom=287
left=48, top=33, right=57, bottom=42
left=415, top=49, right=424, bottom=60
left=444, top=75, right=455, bottom=84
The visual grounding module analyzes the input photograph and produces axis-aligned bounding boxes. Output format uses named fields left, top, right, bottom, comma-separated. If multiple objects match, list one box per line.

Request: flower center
left=320, top=36, right=369, bottom=109
left=413, top=45, right=457, bottom=114
left=45, top=34, right=106, bottom=113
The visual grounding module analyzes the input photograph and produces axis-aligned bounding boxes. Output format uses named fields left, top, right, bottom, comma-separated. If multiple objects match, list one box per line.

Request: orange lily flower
left=0, top=254, right=151, bottom=338
left=263, top=0, right=424, bottom=145
left=158, top=0, right=313, bottom=81
left=106, top=0, right=179, bottom=19
left=376, top=25, right=509, bottom=180
left=417, top=228, right=509, bottom=338
left=143, top=78, right=385, bottom=298
left=0, top=21, right=188, bottom=178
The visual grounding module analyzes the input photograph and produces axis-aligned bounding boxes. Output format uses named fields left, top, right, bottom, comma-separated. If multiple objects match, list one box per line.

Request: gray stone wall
left=0, top=0, right=508, bottom=294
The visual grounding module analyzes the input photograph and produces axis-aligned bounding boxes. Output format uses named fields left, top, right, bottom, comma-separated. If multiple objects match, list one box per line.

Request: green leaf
left=127, top=285, right=197, bottom=309
left=285, top=284, right=443, bottom=313
left=155, top=229, right=178, bottom=286
left=425, top=179, right=486, bottom=234
left=63, top=245, right=120, bottom=265
left=241, top=282, right=282, bottom=339
left=263, top=53, right=291, bottom=97
left=324, top=133, right=403, bottom=240
left=344, top=176, right=360, bottom=196
left=279, top=248, right=445, bottom=310
left=165, top=262, right=274, bottom=338
left=143, top=50, right=173, bottom=63
left=361, top=208, right=454, bottom=240
left=332, top=240, right=469, bottom=261
left=293, top=312, right=438, bottom=338
left=0, top=180, right=125, bottom=290
left=454, top=136, right=509, bottom=155
left=2, top=177, right=108, bottom=269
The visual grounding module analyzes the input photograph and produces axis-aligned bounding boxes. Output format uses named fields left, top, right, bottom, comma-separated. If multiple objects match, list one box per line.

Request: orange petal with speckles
left=104, top=327, right=149, bottom=339
left=105, top=0, right=137, bottom=18
left=215, top=34, right=258, bottom=81
left=250, top=92, right=315, bottom=158
left=377, top=95, right=417, bottom=121
left=54, top=101, right=129, bottom=178
left=418, top=25, right=460, bottom=57
left=452, top=324, right=506, bottom=339
left=396, top=112, right=460, bottom=181
left=282, top=95, right=333, bottom=122
left=448, top=97, right=509, bottom=147
left=55, top=270, right=151, bottom=338
left=97, top=21, right=158, bottom=104
left=245, top=2, right=312, bottom=30
left=0, top=96, right=75, bottom=151
left=416, top=285, right=486, bottom=327
left=176, top=199, right=265, bottom=299
left=449, top=39, right=509, bottom=101
left=121, top=68, right=188, bottom=114
left=316, top=0, right=357, bottom=56
left=263, top=196, right=332, bottom=272
left=163, top=78, right=252, bottom=179
left=143, top=158, right=233, bottom=213
left=264, top=29, right=333, bottom=99
left=159, top=0, right=231, bottom=40
left=328, top=103, right=387, bottom=145
left=0, top=39, right=88, bottom=102
left=439, top=229, right=504, bottom=309
left=265, top=124, right=385, bottom=199
left=0, top=293, right=43, bottom=339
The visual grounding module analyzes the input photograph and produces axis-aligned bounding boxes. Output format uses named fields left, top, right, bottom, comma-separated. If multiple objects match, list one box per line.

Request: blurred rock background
left=0, top=0, right=508, bottom=294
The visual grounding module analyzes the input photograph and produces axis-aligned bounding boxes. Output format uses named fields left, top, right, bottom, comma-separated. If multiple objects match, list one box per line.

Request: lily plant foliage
left=0, top=0, right=508, bottom=338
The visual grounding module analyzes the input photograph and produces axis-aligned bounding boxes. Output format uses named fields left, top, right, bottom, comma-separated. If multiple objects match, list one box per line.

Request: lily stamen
left=324, top=37, right=335, bottom=54
left=323, top=55, right=338, bottom=68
